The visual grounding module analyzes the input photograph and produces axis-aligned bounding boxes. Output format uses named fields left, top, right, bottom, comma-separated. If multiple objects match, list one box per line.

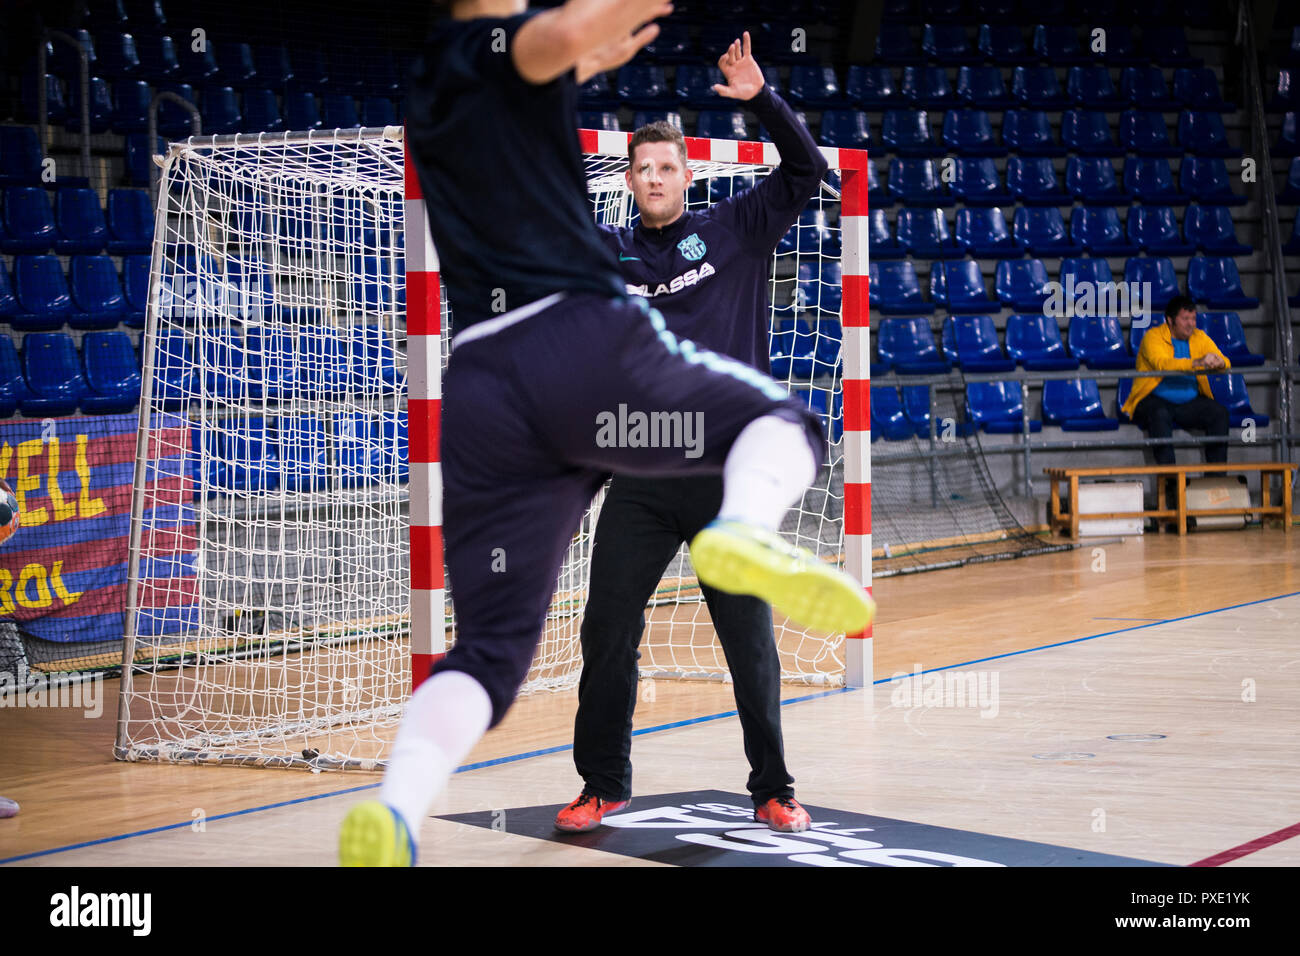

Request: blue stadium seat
left=201, top=330, right=246, bottom=399
left=1002, top=109, right=1063, bottom=156
left=1199, top=312, right=1264, bottom=366
left=0, top=127, right=43, bottom=186
left=1174, top=67, right=1234, bottom=112
left=967, top=381, right=1042, bottom=433
left=1177, top=110, right=1237, bottom=157
left=1033, top=24, right=1088, bottom=65
left=227, top=256, right=275, bottom=320
left=255, top=45, right=294, bottom=86
left=1187, top=257, right=1259, bottom=309
left=362, top=96, right=397, bottom=127
left=644, top=22, right=693, bottom=63
left=950, top=157, right=1014, bottom=205
left=578, top=72, right=615, bottom=109
left=68, top=254, right=127, bottom=330
left=1178, top=157, right=1246, bottom=206
left=887, top=158, right=952, bottom=206
left=977, top=24, right=1034, bottom=65
left=351, top=324, right=402, bottom=391
left=124, top=134, right=165, bottom=188
left=0, top=263, right=18, bottom=322
left=789, top=208, right=840, bottom=257
left=284, top=90, right=321, bottom=130
left=846, top=65, right=898, bottom=108
left=675, top=65, right=726, bottom=109
left=1124, top=157, right=1189, bottom=204
left=1071, top=206, right=1139, bottom=255
left=819, top=109, right=870, bottom=148
left=1068, top=314, right=1134, bottom=369
left=274, top=415, right=331, bottom=491
left=1121, top=66, right=1177, bottom=109
left=1127, top=205, right=1195, bottom=254
left=811, top=316, right=842, bottom=375
left=2, top=187, right=56, bottom=254
left=871, top=386, right=914, bottom=440
left=942, top=314, right=1015, bottom=371
left=54, top=187, right=108, bottom=255
left=1208, top=374, right=1270, bottom=428
left=217, top=42, right=257, bottom=86
left=152, top=328, right=193, bottom=409
left=923, top=24, right=975, bottom=63
left=633, top=110, right=684, bottom=133
left=21, top=332, right=87, bottom=416
left=1014, top=206, right=1084, bottom=257
left=868, top=209, right=905, bottom=259
left=1011, top=66, right=1070, bottom=108
left=876, top=316, right=950, bottom=373
left=941, top=109, right=1003, bottom=156
left=0, top=335, right=33, bottom=417
left=954, top=207, right=1019, bottom=258
left=136, top=33, right=180, bottom=82
left=867, top=159, right=890, bottom=207
left=870, top=261, right=932, bottom=315
left=1006, top=156, right=1070, bottom=205
left=930, top=259, right=1002, bottom=313
left=881, top=109, right=942, bottom=156
left=121, top=254, right=148, bottom=327
left=206, top=418, right=279, bottom=493
left=901, top=384, right=961, bottom=438
left=996, top=258, right=1053, bottom=310
left=242, top=88, right=284, bottom=132
left=1066, top=157, right=1128, bottom=205
left=322, top=93, right=361, bottom=129
left=1279, top=158, right=1300, bottom=203
left=956, top=66, right=1015, bottom=108
left=111, top=79, right=151, bottom=132
left=1005, top=313, right=1079, bottom=370
left=1043, top=379, right=1120, bottom=430
left=800, top=388, right=843, bottom=443
left=1184, top=204, right=1251, bottom=255
left=201, top=84, right=242, bottom=134
left=81, top=330, right=140, bottom=412
left=1275, top=113, right=1299, bottom=158
left=895, top=208, right=963, bottom=258
left=179, top=36, right=220, bottom=84
left=1061, top=109, right=1123, bottom=157
left=787, top=65, right=844, bottom=108
left=899, top=67, right=956, bottom=108
left=1119, top=110, right=1180, bottom=157
left=245, top=327, right=297, bottom=399
left=769, top=318, right=816, bottom=380
left=1143, top=26, right=1200, bottom=68
left=1123, top=256, right=1181, bottom=310
left=875, top=23, right=924, bottom=64
left=297, top=328, right=349, bottom=398
left=23, top=72, right=67, bottom=127
left=65, top=75, right=113, bottom=133
left=617, top=64, right=674, bottom=108
left=155, top=81, right=198, bottom=137
left=13, top=255, right=82, bottom=330
left=697, top=110, right=748, bottom=140
left=93, top=31, right=140, bottom=78
left=1067, top=66, right=1125, bottom=108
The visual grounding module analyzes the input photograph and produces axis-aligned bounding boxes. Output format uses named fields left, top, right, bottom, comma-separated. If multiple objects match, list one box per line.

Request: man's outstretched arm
left=512, top=0, right=673, bottom=85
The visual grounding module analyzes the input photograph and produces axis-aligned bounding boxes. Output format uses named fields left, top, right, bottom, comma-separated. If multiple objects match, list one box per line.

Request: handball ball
left=0, top=489, right=20, bottom=545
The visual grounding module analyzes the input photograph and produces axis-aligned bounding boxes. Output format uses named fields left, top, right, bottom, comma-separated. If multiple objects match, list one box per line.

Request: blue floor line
left=7, top=590, right=1296, bottom=864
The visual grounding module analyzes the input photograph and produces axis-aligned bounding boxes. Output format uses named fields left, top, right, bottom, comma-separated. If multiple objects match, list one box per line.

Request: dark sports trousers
left=431, top=293, right=823, bottom=729
left=1132, top=393, right=1230, bottom=465
left=574, top=474, right=793, bottom=807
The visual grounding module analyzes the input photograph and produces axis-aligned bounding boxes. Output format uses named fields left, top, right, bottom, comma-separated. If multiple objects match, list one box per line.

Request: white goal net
left=116, top=126, right=857, bottom=769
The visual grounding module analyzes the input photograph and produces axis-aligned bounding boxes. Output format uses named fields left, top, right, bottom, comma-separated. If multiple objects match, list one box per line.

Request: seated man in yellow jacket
left=1121, top=294, right=1231, bottom=465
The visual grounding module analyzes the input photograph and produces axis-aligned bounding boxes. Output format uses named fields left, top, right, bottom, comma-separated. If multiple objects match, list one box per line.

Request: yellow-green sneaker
left=689, top=519, right=875, bottom=634
left=339, top=800, right=416, bottom=867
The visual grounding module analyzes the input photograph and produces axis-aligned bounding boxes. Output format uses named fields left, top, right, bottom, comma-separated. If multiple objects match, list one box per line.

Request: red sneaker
left=554, top=792, right=630, bottom=833
left=754, top=796, right=811, bottom=832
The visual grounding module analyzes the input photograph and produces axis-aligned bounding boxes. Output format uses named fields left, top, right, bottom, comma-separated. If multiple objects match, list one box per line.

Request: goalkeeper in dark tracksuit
left=556, top=33, right=829, bottom=834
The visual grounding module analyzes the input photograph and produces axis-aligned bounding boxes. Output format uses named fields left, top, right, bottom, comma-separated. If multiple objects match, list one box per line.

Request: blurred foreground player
left=557, top=33, right=827, bottom=835
left=340, top=0, right=873, bottom=866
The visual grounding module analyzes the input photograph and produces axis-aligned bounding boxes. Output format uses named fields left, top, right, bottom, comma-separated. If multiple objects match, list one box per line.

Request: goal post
left=115, top=125, right=869, bottom=770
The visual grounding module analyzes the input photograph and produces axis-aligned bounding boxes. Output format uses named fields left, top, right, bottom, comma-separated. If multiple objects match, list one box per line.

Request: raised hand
left=712, top=30, right=765, bottom=100
left=577, top=21, right=663, bottom=83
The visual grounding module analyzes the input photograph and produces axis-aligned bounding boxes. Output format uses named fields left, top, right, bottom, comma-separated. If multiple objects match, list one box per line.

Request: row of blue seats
left=868, top=374, right=1266, bottom=439
left=866, top=257, right=1259, bottom=314
left=865, top=204, right=1249, bottom=260
left=869, top=155, right=1246, bottom=207
left=0, top=254, right=148, bottom=330
left=869, top=23, right=1202, bottom=67
left=37, top=31, right=408, bottom=98
left=875, top=0, right=1220, bottom=24
left=22, top=74, right=403, bottom=137
left=0, top=330, right=140, bottom=416
left=0, top=126, right=160, bottom=189
left=0, top=185, right=152, bottom=254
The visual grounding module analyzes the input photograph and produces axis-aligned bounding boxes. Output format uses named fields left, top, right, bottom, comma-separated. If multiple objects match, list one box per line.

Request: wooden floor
left=2, top=528, right=1297, bottom=866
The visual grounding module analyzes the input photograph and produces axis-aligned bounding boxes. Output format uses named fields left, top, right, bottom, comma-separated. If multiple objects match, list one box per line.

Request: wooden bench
left=1044, top=463, right=1297, bottom=538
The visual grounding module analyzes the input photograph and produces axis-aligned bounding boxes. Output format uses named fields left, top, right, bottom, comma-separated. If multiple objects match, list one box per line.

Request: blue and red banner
left=0, top=413, right=196, bottom=646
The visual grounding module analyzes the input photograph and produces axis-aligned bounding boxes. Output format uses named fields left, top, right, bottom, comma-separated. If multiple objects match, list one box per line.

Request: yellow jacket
left=1121, top=321, right=1230, bottom=419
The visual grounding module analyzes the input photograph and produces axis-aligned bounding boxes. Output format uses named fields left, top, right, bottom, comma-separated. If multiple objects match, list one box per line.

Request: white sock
left=717, top=414, right=817, bottom=530
left=380, top=669, right=492, bottom=842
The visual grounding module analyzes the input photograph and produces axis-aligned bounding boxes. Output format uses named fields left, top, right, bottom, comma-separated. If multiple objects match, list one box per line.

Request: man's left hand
left=712, top=31, right=765, bottom=100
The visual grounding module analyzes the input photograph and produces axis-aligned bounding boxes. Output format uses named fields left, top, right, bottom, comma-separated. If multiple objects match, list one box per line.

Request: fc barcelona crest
left=677, top=233, right=707, bottom=261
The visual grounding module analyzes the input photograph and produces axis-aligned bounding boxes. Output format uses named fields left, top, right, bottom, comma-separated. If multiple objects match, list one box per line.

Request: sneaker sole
left=339, top=800, right=413, bottom=867
left=690, top=527, right=875, bottom=635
